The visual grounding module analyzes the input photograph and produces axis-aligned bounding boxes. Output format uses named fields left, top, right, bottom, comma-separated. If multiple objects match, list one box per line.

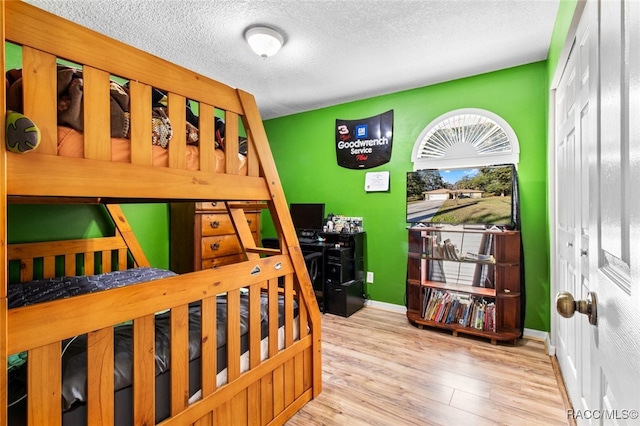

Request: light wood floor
left=287, top=307, right=570, bottom=426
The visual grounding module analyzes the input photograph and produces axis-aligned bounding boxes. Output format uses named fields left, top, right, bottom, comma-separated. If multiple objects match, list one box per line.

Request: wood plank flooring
left=287, top=307, right=570, bottom=426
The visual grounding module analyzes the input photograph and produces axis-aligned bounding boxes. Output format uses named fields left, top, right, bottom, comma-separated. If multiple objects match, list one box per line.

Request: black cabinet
left=325, top=246, right=355, bottom=284
left=316, top=231, right=365, bottom=317
left=325, top=279, right=364, bottom=317
left=268, top=232, right=366, bottom=317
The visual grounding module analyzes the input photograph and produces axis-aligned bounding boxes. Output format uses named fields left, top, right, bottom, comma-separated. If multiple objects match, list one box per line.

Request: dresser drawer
left=245, top=213, right=259, bottom=232
left=196, top=201, right=224, bottom=211
left=201, top=234, right=242, bottom=258
left=170, top=202, right=261, bottom=273
left=196, top=201, right=258, bottom=212
left=199, top=213, right=259, bottom=237
left=200, top=213, right=236, bottom=236
left=201, top=254, right=247, bottom=269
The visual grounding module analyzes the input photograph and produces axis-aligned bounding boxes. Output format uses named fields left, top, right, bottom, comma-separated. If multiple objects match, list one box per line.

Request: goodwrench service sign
left=335, top=110, right=393, bottom=169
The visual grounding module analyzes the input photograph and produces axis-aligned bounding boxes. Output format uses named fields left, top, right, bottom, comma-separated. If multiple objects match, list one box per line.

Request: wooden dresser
left=169, top=202, right=261, bottom=273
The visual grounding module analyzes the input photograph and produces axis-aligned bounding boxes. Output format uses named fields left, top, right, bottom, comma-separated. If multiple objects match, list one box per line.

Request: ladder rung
left=246, top=247, right=280, bottom=256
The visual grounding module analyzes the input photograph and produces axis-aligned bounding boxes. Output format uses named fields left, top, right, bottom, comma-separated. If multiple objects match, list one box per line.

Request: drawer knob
left=210, top=242, right=220, bottom=251
left=247, top=219, right=252, bottom=225
left=209, top=221, right=220, bottom=229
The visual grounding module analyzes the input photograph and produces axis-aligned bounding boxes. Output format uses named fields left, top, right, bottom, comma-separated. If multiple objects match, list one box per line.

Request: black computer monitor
left=289, top=203, right=325, bottom=231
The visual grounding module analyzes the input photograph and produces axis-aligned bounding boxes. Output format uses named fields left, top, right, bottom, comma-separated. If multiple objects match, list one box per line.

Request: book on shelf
left=422, top=289, right=444, bottom=320
left=435, top=293, right=452, bottom=322
left=435, top=239, right=460, bottom=261
left=474, top=302, right=486, bottom=330
left=421, top=287, right=431, bottom=318
left=421, top=234, right=435, bottom=257
left=483, top=303, right=496, bottom=332
left=421, top=290, right=496, bottom=332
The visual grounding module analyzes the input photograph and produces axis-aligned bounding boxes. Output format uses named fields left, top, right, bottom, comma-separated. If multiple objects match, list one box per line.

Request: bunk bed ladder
left=227, top=202, right=276, bottom=260
left=236, top=89, right=322, bottom=399
left=105, top=204, right=150, bottom=267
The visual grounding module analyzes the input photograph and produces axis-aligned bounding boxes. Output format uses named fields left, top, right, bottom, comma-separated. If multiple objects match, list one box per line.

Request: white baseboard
left=522, top=328, right=555, bottom=355
left=364, top=299, right=406, bottom=314
left=522, top=327, right=547, bottom=341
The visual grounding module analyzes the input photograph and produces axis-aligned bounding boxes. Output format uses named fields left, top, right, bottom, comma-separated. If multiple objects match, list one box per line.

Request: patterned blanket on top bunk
left=5, top=64, right=254, bottom=171
left=7, top=267, right=176, bottom=308
left=6, top=64, right=249, bottom=172
left=6, top=65, right=224, bottom=150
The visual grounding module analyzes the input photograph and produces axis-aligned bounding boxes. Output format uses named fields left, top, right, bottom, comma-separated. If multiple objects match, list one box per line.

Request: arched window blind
left=411, top=108, right=519, bottom=170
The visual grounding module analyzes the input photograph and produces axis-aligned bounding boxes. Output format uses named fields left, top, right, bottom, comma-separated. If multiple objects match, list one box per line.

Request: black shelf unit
left=301, top=231, right=365, bottom=317
left=265, top=232, right=366, bottom=317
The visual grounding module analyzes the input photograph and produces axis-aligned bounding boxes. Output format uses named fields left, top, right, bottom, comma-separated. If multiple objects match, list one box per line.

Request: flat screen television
left=406, top=164, right=516, bottom=228
left=289, top=203, right=326, bottom=231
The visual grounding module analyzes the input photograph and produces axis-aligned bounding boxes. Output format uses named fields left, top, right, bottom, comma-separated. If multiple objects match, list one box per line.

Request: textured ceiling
left=26, top=0, right=560, bottom=120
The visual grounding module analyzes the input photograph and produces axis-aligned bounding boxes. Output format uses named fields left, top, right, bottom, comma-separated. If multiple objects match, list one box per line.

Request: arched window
left=411, top=108, right=519, bottom=170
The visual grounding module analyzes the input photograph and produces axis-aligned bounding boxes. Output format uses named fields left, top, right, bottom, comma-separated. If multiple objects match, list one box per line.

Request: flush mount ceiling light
left=245, top=26, right=284, bottom=58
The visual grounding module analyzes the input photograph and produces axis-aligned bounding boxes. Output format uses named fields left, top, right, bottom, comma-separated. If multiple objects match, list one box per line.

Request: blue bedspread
left=7, top=267, right=177, bottom=309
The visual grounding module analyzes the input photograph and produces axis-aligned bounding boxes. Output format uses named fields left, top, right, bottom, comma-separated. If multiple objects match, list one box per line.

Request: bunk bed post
left=236, top=89, right=323, bottom=398
left=0, top=0, right=8, bottom=421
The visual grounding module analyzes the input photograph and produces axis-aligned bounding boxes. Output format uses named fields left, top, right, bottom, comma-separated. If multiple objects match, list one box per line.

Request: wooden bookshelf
left=406, top=226, right=522, bottom=344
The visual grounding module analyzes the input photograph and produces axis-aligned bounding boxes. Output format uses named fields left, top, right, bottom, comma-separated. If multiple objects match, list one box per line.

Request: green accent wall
left=262, top=62, right=551, bottom=331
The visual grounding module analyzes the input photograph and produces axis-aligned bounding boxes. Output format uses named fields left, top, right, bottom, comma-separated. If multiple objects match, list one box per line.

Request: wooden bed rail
left=7, top=254, right=296, bottom=353
left=5, top=0, right=260, bottom=202
left=7, top=250, right=310, bottom=425
left=8, top=236, right=129, bottom=281
left=6, top=204, right=148, bottom=282
left=4, top=201, right=316, bottom=424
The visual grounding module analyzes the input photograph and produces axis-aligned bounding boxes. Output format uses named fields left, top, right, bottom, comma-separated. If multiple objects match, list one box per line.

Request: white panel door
left=589, top=0, right=640, bottom=421
left=553, top=0, right=640, bottom=424
left=553, top=0, right=596, bottom=415
left=554, top=36, right=580, bottom=403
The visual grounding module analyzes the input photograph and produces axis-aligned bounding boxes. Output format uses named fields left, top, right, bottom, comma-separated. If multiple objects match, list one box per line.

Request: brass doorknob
left=556, top=291, right=597, bottom=325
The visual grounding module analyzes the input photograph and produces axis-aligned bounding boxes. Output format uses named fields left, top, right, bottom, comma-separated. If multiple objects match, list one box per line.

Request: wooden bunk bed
left=0, top=1, right=322, bottom=425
